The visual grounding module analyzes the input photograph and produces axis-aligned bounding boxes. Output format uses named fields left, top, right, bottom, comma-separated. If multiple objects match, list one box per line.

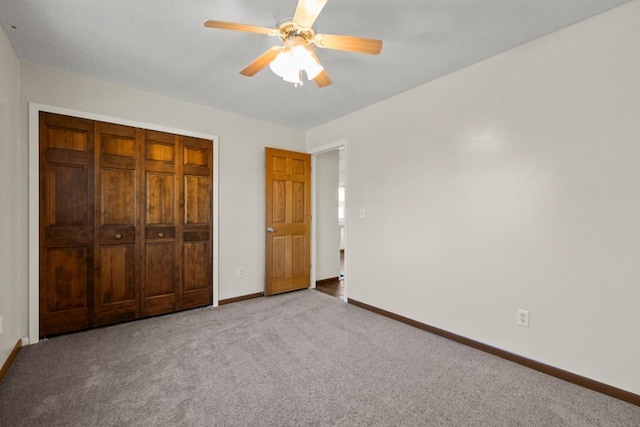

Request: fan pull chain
left=296, top=70, right=303, bottom=87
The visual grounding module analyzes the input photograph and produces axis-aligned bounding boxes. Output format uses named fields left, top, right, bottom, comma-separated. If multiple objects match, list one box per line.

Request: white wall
left=0, top=26, right=22, bottom=366
left=16, top=62, right=305, bottom=340
left=307, top=1, right=640, bottom=395
left=315, top=150, right=340, bottom=280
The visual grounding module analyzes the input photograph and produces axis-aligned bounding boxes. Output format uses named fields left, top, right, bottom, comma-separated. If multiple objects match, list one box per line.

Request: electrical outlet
left=517, top=309, right=530, bottom=327
left=237, top=267, right=245, bottom=278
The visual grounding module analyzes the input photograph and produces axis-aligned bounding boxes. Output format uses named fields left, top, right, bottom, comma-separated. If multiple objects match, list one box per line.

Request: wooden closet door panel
left=41, top=247, right=89, bottom=334
left=44, top=164, right=89, bottom=227
left=98, top=245, right=135, bottom=302
left=181, top=136, right=213, bottom=308
left=93, top=122, right=140, bottom=326
left=184, top=175, right=210, bottom=225
left=142, top=130, right=181, bottom=316
left=144, top=242, right=178, bottom=313
left=46, top=248, right=89, bottom=311
left=39, top=112, right=94, bottom=336
left=146, top=173, right=175, bottom=224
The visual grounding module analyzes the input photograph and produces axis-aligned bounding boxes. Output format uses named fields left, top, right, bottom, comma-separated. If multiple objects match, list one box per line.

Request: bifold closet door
left=181, top=136, right=213, bottom=309
left=141, top=132, right=214, bottom=314
left=39, top=113, right=94, bottom=336
left=141, top=130, right=181, bottom=316
left=93, top=122, right=141, bottom=326
left=40, top=112, right=214, bottom=336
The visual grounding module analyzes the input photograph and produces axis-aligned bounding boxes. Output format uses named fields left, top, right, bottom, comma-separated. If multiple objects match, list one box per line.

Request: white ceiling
left=0, top=0, right=632, bottom=130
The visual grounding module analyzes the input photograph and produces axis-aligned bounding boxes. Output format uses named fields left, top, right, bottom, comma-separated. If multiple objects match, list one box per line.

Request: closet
left=39, top=112, right=213, bottom=337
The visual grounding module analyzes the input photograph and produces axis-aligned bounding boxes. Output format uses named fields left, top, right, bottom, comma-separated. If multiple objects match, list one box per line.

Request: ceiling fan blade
left=313, top=69, right=332, bottom=87
left=239, top=47, right=283, bottom=76
left=314, top=34, right=383, bottom=55
left=204, top=20, right=275, bottom=35
left=293, top=0, right=328, bottom=30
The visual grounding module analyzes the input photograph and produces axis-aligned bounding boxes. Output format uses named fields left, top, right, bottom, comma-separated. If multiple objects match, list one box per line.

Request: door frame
left=309, top=140, right=348, bottom=300
left=28, top=103, right=220, bottom=344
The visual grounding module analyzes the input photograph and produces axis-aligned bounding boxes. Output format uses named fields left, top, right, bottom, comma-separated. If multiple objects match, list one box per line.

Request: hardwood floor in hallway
left=315, top=279, right=344, bottom=299
left=315, top=251, right=345, bottom=300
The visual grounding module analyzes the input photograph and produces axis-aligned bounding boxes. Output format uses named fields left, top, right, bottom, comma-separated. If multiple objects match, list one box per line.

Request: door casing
left=309, top=140, right=348, bottom=300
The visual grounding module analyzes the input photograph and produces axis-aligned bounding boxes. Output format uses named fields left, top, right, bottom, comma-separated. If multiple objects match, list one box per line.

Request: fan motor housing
left=277, top=20, right=315, bottom=43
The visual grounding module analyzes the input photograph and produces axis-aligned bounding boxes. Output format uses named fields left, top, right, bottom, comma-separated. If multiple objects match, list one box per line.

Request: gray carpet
left=1, top=290, right=639, bottom=426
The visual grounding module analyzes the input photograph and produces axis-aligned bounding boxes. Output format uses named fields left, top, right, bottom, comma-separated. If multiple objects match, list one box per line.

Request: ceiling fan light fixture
left=282, top=67, right=303, bottom=85
left=269, top=44, right=324, bottom=85
left=269, top=51, right=291, bottom=76
left=302, top=50, right=324, bottom=80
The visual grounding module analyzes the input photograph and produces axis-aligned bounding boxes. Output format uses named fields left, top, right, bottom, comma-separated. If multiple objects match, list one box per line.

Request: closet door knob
left=115, top=233, right=122, bottom=239
left=158, top=232, right=165, bottom=238
left=266, top=227, right=274, bottom=233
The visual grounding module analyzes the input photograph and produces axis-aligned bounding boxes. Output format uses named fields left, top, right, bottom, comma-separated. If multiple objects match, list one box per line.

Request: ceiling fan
left=204, top=0, right=383, bottom=88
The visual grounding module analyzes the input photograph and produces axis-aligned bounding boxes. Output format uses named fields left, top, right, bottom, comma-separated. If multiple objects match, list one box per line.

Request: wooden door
left=39, top=112, right=94, bottom=336
left=181, top=136, right=213, bottom=308
left=265, top=148, right=311, bottom=295
left=93, top=122, right=141, bottom=326
left=141, top=130, right=181, bottom=316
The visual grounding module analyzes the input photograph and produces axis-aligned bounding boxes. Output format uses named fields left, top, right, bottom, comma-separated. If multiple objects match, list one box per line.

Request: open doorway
left=313, top=146, right=346, bottom=301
